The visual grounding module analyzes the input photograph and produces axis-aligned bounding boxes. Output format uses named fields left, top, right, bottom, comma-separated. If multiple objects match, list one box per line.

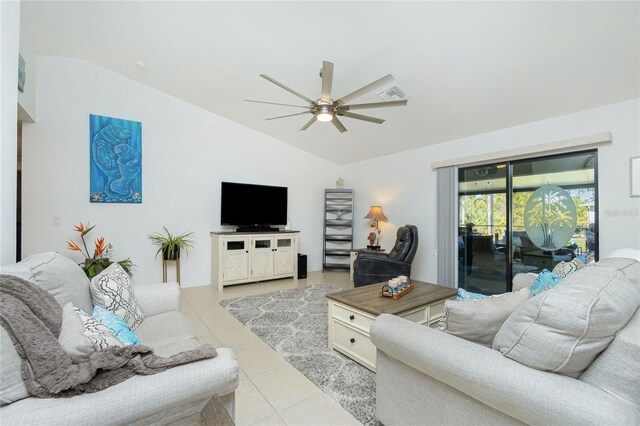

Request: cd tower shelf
left=323, top=189, right=354, bottom=271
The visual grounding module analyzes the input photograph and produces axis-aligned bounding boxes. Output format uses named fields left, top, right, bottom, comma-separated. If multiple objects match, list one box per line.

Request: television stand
left=235, top=226, right=278, bottom=233
left=211, top=230, right=300, bottom=290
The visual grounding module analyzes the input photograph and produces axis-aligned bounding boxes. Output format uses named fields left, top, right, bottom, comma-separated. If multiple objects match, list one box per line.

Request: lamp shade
left=364, top=206, right=388, bottom=221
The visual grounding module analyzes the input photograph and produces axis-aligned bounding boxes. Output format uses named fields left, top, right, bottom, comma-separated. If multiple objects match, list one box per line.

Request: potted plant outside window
left=148, top=227, right=195, bottom=261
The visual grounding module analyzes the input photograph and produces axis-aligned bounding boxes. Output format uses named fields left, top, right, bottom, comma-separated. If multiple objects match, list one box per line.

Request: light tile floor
left=180, top=271, right=362, bottom=426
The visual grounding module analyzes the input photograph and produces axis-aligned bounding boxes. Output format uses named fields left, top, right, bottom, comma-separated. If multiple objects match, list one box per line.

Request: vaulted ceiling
left=21, top=1, right=640, bottom=164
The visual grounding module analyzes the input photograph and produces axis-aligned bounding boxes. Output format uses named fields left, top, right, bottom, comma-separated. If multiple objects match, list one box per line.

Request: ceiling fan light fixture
left=315, top=105, right=334, bottom=122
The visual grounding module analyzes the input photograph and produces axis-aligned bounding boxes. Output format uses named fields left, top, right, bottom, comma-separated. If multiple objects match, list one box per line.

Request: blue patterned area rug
left=220, top=284, right=376, bottom=425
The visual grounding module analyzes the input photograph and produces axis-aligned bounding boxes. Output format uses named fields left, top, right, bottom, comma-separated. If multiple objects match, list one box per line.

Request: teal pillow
left=530, top=269, right=564, bottom=296
left=92, top=306, right=141, bottom=345
left=456, top=288, right=486, bottom=301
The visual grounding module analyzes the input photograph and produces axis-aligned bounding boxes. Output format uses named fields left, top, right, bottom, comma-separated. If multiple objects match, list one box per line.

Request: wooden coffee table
left=326, top=282, right=457, bottom=372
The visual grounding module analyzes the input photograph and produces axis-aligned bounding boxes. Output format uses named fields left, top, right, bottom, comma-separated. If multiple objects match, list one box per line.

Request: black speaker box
left=297, top=254, right=307, bottom=279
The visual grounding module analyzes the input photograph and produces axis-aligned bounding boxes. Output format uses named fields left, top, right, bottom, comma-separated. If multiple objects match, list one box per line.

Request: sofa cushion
left=579, top=307, right=640, bottom=408
left=153, top=337, right=201, bottom=357
left=439, top=289, right=530, bottom=347
left=0, top=252, right=93, bottom=313
left=135, top=311, right=197, bottom=349
left=0, top=327, right=29, bottom=406
left=58, top=303, right=122, bottom=363
left=493, top=260, right=640, bottom=377
left=90, top=263, right=144, bottom=330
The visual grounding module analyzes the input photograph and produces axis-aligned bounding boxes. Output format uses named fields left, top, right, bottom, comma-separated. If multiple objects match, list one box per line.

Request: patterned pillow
left=456, top=288, right=486, bottom=301
left=58, top=302, right=122, bottom=363
left=93, top=306, right=141, bottom=345
left=90, top=263, right=144, bottom=330
left=530, top=269, right=563, bottom=296
left=552, top=258, right=585, bottom=277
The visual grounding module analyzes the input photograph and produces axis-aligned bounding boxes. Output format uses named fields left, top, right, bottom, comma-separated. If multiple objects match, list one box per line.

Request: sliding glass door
left=458, top=150, right=598, bottom=294
left=458, top=163, right=508, bottom=294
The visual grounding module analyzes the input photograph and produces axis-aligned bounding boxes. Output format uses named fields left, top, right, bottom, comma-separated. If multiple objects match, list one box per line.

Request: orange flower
left=74, top=222, right=88, bottom=233
left=73, top=222, right=95, bottom=236
left=94, top=237, right=108, bottom=257
left=67, top=240, right=82, bottom=252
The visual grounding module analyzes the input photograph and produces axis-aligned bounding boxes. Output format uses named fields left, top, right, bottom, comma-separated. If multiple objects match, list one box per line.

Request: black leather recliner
left=353, top=224, right=419, bottom=287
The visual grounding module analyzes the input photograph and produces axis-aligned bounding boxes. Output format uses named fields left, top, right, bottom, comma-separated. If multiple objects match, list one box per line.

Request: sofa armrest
left=370, top=314, right=639, bottom=425
left=0, top=348, right=239, bottom=426
left=512, top=272, right=537, bottom=292
left=134, top=282, right=180, bottom=316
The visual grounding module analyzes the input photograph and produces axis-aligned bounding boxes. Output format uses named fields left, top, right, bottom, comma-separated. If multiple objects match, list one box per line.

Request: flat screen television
left=221, top=182, right=288, bottom=229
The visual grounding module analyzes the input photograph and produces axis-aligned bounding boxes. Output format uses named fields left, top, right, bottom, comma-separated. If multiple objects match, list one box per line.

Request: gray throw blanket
left=0, top=274, right=217, bottom=398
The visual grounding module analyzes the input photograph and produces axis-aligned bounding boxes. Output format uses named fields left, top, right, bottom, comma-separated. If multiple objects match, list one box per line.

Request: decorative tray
left=381, top=283, right=414, bottom=300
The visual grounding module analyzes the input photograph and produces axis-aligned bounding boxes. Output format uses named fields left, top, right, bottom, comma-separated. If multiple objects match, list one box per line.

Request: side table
left=350, top=248, right=386, bottom=283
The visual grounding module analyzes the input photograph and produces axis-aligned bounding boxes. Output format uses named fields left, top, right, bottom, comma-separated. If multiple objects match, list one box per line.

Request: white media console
left=211, top=231, right=299, bottom=290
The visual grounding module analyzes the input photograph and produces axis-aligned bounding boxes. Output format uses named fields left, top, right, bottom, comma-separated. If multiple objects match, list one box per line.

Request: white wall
left=0, top=0, right=20, bottom=265
left=22, top=56, right=339, bottom=287
left=345, top=99, right=640, bottom=284
left=17, top=24, right=36, bottom=121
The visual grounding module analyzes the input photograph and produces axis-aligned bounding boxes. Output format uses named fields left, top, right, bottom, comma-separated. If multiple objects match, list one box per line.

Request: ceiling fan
left=245, top=61, right=408, bottom=133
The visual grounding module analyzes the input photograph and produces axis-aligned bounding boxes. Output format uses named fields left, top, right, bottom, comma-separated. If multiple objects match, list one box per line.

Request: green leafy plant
left=67, top=222, right=134, bottom=279
left=148, top=227, right=195, bottom=260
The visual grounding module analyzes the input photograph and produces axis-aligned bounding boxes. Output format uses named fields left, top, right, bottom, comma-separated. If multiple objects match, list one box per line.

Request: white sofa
left=1, top=252, right=239, bottom=425
left=370, top=252, right=640, bottom=425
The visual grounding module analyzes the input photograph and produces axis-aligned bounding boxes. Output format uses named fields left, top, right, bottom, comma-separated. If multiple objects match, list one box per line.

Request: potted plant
left=66, top=222, right=134, bottom=279
left=148, top=227, right=195, bottom=260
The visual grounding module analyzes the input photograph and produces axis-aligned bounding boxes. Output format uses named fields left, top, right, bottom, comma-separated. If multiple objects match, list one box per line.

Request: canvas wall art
left=90, top=114, right=142, bottom=203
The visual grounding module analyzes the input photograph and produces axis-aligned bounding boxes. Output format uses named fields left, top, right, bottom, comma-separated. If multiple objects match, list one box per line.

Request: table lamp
left=365, top=206, right=388, bottom=249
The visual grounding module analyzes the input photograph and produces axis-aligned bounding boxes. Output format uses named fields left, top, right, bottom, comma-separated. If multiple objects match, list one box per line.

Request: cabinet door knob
left=349, top=315, right=355, bottom=320
left=350, top=338, right=355, bottom=344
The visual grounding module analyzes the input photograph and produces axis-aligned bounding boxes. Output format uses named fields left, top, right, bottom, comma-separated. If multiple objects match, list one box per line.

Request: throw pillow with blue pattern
left=92, top=306, right=141, bottom=345
left=530, top=269, right=563, bottom=296
left=456, top=288, right=487, bottom=301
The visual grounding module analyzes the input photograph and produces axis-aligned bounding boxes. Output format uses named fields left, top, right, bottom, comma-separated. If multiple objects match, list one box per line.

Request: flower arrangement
left=67, top=222, right=133, bottom=279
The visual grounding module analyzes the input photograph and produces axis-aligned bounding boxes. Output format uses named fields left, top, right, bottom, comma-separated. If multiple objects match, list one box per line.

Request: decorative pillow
left=456, top=288, right=486, bottom=301
left=438, top=289, right=530, bottom=347
left=530, top=269, right=563, bottom=296
left=552, top=258, right=585, bottom=277
left=58, top=302, right=122, bottom=363
left=1, top=327, right=29, bottom=405
left=92, top=306, right=141, bottom=345
left=493, top=263, right=640, bottom=377
left=90, top=263, right=144, bottom=330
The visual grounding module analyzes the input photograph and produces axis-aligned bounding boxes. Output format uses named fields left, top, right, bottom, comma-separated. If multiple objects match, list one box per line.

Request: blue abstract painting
left=90, top=114, right=142, bottom=203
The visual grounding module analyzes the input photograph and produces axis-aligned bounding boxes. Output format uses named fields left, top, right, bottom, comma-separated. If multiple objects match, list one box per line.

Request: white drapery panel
left=437, top=166, right=458, bottom=288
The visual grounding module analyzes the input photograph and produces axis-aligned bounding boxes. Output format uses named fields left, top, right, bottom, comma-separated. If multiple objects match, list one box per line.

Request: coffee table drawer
left=331, top=302, right=374, bottom=331
left=332, top=321, right=376, bottom=369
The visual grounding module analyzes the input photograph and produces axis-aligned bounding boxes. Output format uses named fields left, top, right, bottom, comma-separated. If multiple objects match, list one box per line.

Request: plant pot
left=162, top=247, right=180, bottom=261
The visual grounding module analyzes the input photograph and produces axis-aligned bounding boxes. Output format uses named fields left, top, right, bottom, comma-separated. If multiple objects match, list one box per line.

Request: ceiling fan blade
left=260, top=74, right=315, bottom=104
left=321, top=61, right=334, bottom=103
left=340, top=111, right=385, bottom=124
left=299, top=116, right=317, bottom=131
left=340, top=100, right=408, bottom=111
left=265, top=111, right=310, bottom=121
left=332, top=117, right=347, bottom=133
left=244, top=99, right=309, bottom=109
left=335, top=74, right=395, bottom=105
